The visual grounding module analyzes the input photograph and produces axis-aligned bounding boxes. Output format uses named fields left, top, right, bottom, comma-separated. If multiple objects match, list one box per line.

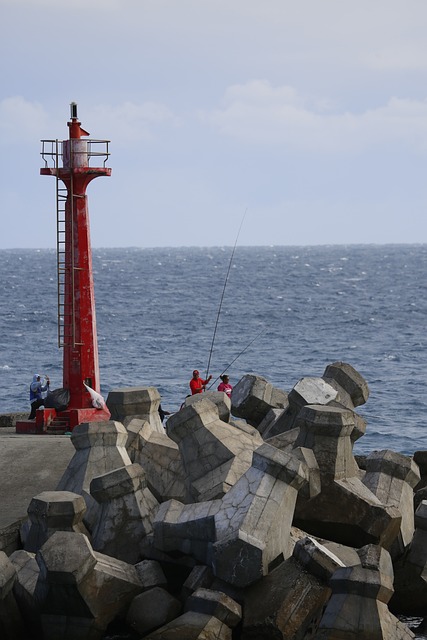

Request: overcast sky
left=1, top=0, right=427, bottom=248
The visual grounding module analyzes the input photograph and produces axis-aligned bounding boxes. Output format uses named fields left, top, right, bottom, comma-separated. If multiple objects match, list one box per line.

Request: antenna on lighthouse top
left=68, top=102, right=89, bottom=138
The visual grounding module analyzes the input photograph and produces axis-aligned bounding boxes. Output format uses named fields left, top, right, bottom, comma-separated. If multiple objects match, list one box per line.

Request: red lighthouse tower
left=18, top=104, right=112, bottom=433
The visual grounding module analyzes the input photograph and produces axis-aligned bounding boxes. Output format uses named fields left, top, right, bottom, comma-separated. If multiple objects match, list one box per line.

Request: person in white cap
left=28, top=373, right=50, bottom=419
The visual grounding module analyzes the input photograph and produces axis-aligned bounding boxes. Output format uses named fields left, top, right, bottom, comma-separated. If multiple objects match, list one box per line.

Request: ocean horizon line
left=1, top=241, right=426, bottom=252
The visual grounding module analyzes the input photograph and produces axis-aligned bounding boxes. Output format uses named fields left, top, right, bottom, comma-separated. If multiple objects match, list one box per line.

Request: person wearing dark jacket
left=28, top=373, right=50, bottom=419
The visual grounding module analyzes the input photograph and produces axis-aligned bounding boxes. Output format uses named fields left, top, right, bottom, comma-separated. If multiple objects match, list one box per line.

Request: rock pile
left=1, top=362, right=426, bottom=639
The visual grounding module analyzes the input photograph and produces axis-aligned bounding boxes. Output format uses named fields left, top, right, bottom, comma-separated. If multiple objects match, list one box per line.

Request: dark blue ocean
left=1, top=244, right=426, bottom=457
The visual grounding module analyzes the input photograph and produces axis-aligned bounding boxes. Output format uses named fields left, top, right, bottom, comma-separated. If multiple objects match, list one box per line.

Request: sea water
left=1, top=244, right=426, bottom=637
left=1, top=244, right=426, bottom=456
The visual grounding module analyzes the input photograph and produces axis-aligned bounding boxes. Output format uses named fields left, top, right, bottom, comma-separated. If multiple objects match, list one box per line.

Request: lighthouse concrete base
left=61, top=406, right=111, bottom=430
left=15, top=409, right=58, bottom=434
left=15, top=406, right=111, bottom=434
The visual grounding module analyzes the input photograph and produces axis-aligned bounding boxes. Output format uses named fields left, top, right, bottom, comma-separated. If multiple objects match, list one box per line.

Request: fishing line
left=205, top=209, right=247, bottom=379
left=207, top=326, right=266, bottom=390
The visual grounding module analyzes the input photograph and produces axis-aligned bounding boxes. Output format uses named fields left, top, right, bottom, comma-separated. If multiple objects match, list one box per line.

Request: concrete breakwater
left=0, top=361, right=426, bottom=639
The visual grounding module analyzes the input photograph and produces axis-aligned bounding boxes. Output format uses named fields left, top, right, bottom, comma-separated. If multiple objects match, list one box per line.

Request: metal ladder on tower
left=51, top=144, right=74, bottom=434
left=55, top=140, right=75, bottom=349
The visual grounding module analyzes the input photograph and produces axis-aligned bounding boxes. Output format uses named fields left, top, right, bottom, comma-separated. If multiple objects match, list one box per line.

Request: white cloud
left=0, top=97, right=50, bottom=142
left=86, top=102, right=180, bottom=144
left=0, top=98, right=179, bottom=147
left=199, top=81, right=427, bottom=153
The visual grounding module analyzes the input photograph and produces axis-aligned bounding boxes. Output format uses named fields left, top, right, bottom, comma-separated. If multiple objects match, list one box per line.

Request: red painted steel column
left=40, top=105, right=112, bottom=427
left=61, top=168, right=101, bottom=408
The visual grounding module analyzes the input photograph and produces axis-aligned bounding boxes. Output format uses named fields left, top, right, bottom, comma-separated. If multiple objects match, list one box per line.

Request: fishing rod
left=207, top=326, right=266, bottom=390
left=205, top=209, right=247, bottom=380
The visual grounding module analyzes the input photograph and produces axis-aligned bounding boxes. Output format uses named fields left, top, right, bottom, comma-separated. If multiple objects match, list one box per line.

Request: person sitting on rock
left=28, top=373, right=50, bottom=419
left=189, top=370, right=212, bottom=395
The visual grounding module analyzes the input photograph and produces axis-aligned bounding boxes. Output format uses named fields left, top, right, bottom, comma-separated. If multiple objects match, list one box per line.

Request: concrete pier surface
left=0, top=427, right=74, bottom=550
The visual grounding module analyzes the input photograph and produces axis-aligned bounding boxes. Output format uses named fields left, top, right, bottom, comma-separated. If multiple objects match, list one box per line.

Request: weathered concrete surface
left=293, top=405, right=402, bottom=549
left=24, top=491, right=89, bottom=553
left=135, top=559, right=168, bottom=591
left=277, top=376, right=338, bottom=434
left=56, top=421, right=132, bottom=531
left=142, top=584, right=240, bottom=640
left=391, top=500, right=427, bottom=615
left=241, top=536, right=350, bottom=638
left=257, top=407, right=285, bottom=438
left=414, top=485, right=427, bottom=512
left=413, top=450, right=427, bottom=492
left=166, top=398, right=264, bottom=502
left=152, top=498, right=221, bottom=567
left=34, top=530, right=143, bottom=640
left=212, top=443, right=309, bottom=586
left=90, top=463, right=159, bottom=563
left=363, top=450, right=420, bottom=558
left=185, top=588, right=242, bottom=628
left=184, top=391, right=232, bottom=423
left=316, top=545, right=415, bottom=639
left=106, top=386, right=164, bottom=432
left=8, top=549, right=42, bottom=637
left=322, top=361, right=370, bottom=408
left=315, top=538, right=361, bottom=568
left=126, top=586, right=182, bottom=636
left=265, top=425, right=300, bottom=454
left=260, top=362, right=370, bottom=441
left=241, top=555, right=330, bottom=639
left=153, top=443, right=309, bottom=587
left=231, top=374, right=288, bottom=427
left=290, top=445, right=321, bottom=500
left=0, top=429, right=74, bottom=552
left=0, top=414, right=27, bottom=428
left=293, top=536, right=346, bottom=582
left=127, top=419, right=188, bottom=503
left=144, top=610, right=233, bottom=639
left=0, top=551, right=26, bottom=639
left=181, top=565, right=215, bottom=601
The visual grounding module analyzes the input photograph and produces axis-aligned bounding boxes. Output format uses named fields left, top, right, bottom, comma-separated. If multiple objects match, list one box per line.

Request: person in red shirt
left=217, top=374, right=232, bottom=398
left=190, top=370, right=212, bottom=395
